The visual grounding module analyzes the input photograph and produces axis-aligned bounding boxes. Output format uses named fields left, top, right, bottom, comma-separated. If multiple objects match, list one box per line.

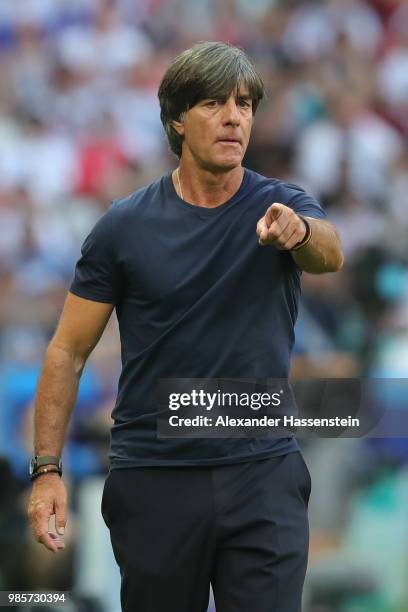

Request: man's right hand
left=27, top=473, right=67, bottom=553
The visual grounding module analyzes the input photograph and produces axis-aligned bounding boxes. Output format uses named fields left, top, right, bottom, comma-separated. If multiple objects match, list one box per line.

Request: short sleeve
left=69, top=202, right=120, bottom=304
left=286, top=184, right=327, bottom=220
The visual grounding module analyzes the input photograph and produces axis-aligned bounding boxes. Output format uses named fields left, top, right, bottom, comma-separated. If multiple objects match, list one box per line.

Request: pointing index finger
left=265, top=203, right=283, bottom=226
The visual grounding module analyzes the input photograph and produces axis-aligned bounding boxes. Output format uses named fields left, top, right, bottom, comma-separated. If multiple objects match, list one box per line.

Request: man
left=28, top=42, right=343, bottom=612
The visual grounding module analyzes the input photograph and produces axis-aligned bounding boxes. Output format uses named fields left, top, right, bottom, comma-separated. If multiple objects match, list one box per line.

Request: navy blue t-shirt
left=70, top=168, right=326, bottom=468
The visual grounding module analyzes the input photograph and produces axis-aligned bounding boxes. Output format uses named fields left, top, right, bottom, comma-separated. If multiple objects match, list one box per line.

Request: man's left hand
left=256, top=203, right=306, bottom=250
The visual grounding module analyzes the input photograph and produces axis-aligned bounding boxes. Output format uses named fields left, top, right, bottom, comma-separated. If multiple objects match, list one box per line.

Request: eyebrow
left=201, top=92, right=252, bottom=104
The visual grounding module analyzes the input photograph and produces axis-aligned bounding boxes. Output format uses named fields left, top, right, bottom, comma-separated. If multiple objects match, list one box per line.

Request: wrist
left=291, top=216, right=312, bottom=251
left=31, top=467, right=62, bottom=482
left=29, top=455, right=63, bottom=480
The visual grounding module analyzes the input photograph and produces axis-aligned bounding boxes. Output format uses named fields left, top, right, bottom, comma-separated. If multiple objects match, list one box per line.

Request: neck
left=173, top=159, right=244, bottom=208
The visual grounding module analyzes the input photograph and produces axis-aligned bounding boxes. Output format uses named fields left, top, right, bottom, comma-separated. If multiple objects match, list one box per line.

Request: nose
left=222, top=97, right=241, bottom=126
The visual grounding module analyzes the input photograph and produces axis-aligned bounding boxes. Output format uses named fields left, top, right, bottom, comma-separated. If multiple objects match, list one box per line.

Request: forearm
left=291, top=217, right=344, bottom=273
left=34, top=344, right=85, bottom=456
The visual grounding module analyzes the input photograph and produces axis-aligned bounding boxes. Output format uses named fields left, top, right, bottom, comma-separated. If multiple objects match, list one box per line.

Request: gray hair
left=158, top=41, right=265, bottom=158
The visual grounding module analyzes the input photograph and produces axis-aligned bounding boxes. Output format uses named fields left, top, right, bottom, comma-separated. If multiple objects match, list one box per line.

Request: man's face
left=174, top=86, right=254, bottom=171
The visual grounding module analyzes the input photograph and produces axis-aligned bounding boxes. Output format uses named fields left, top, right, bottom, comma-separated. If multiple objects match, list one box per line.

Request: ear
left=172, top=118, right=185, bottom=137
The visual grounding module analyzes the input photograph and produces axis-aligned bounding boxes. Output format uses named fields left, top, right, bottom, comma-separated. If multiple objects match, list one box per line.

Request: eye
left=205, top=100, right=218, bottom=108
left=238, top=99, right=251, bottom=108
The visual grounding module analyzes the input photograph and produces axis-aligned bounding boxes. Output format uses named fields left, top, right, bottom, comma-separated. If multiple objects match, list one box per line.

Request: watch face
left=29, top=457, right=36, bottom=475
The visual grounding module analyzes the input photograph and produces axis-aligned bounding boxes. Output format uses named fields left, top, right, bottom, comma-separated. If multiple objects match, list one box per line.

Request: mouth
left=217, top=138, right=241, bottom=145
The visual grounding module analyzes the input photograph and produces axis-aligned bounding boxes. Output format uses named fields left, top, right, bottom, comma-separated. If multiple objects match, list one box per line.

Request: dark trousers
left=101, top=451, right=311, bottom=612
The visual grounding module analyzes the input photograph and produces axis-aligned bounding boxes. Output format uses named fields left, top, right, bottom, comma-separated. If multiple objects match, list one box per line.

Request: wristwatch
left=29, top=455, right=62, bottom=481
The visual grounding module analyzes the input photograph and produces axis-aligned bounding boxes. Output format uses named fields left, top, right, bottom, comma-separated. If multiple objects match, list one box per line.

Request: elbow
left=75, top=358, right=87, bottom=377
left=46, top=342, right=86, bottom=377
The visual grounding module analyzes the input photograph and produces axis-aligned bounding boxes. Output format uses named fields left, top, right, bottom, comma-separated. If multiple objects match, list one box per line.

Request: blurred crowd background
left=0, top=0, right=407, bottom=610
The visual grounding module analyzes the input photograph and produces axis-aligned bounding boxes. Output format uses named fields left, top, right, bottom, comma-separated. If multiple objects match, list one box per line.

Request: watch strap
left=31, top=467, right=61, bottom=481
left=34, top=456, right=61, bottom=470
